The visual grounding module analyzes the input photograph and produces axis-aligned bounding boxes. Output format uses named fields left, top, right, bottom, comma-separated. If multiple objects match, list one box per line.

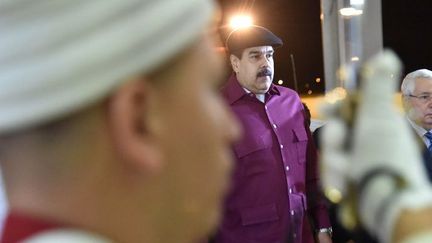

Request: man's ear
left=230, top=54, right=240, bottom=73
left=106, top=78, right=161, bottom=173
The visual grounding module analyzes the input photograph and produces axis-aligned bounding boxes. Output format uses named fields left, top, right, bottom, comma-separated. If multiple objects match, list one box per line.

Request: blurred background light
left=339, top=7, right=363, bottom=17
left=351, top=56, right=360, bottom=62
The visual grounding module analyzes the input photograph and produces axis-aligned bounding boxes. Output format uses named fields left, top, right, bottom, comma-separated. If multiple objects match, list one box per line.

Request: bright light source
left=229, top=15, right=253, bottom=29
left=308, top=90, right=313, bottom=95
left=277, top=80, right=284, bottom=85
left=351, top=56, right=360, bottom=62
left=315, top=78, right=321, bottom=83
left=339, top=7, right=363, bottom=16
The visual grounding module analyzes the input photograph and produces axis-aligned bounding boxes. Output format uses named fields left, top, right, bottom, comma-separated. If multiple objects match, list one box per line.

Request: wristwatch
left=317, top=227, right=333, bottom=237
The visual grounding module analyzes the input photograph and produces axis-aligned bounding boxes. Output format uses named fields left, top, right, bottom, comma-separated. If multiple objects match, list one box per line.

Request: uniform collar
left=1, top=211, right=62, bottom=243
left=1, top=211, right=111, bottom=243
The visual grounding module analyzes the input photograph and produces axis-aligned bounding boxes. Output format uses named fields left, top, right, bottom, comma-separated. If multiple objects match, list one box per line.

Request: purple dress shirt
left=214, top=74, right=331, bottom=243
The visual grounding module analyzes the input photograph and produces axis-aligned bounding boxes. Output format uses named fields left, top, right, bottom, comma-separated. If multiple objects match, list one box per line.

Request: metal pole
left=290, top=54, right=299, bottom=92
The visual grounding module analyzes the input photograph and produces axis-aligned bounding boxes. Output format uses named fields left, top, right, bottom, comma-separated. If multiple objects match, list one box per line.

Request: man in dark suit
left=401, top=69, right=432, bottom=181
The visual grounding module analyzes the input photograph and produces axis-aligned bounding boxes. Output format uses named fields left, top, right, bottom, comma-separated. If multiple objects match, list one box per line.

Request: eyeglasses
left=407, top=94, right=432, bottom=103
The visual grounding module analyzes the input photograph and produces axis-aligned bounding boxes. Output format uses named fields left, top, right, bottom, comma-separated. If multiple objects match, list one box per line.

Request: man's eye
left=266, top=54, right=273, bottom=58
left=420, top=96, right=430, bottom=100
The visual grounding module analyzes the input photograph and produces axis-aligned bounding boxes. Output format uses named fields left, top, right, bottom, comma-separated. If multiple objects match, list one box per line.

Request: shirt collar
left=221, top=73, right=280, bottom=104
left=268, top=83, right=280, bottom=96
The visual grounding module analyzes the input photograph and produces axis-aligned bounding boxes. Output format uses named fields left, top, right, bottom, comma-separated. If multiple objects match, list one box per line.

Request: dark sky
left=217, top=0, right=432, bottom=95
left=382, top=0, right=432, bottom=74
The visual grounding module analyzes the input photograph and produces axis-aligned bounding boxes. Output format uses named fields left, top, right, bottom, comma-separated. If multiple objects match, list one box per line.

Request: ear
left=230, top=54, right=240, bottom=73
left=106, top=78, right=162, bottom=173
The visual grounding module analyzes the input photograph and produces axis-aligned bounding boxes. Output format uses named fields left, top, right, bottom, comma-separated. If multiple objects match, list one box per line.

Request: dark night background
left=217, top=0, right=432, bottom=95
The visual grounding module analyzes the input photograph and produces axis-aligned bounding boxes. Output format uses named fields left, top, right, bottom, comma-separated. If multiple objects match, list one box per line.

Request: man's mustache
left=257, top=69, right=272, bottom=77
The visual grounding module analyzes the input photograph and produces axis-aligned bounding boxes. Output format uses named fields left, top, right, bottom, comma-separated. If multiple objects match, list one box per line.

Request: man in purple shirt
left=214, top=25, right=332, bottom=243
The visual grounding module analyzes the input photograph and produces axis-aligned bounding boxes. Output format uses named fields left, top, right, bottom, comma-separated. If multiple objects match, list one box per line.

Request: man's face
left=405, top=77, right=432, bottom=130
left=146, top=33, right=241, bottom=239
left=231, top=46, right=274, bottom=94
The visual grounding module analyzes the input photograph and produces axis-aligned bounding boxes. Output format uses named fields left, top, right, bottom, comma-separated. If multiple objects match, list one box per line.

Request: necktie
left=424, top=132, right=432, bottom=152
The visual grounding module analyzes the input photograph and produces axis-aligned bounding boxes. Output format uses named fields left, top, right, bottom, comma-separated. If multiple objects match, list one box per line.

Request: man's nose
left=260, top=57, right=271, bottom=68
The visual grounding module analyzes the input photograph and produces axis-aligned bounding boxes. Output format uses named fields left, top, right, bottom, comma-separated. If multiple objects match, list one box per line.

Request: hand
left=316, top=232, right=332, bottom=243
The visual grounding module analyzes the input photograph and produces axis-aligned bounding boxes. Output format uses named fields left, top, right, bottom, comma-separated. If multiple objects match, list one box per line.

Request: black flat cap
left=225, top=25, right=283, bottom=54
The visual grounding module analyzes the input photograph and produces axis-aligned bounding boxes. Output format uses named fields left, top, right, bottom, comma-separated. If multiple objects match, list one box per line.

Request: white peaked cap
left=0, top=0, right=214, bottom=133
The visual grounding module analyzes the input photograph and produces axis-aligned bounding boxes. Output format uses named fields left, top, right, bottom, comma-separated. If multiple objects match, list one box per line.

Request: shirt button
left=264, top=106, right=268, bottom=110
left=249, top=93, right=254, bottom=97
left=285, top=166, right=290, bottom=171
left=280, top=144, right=284, bottom=149
left=293, top=233, right=297, bottom=238
left=291, top=210, right=295, bottom=216
left=289, top=188, right=293, bottom=193
left=272, top=124, right=277, bottom=129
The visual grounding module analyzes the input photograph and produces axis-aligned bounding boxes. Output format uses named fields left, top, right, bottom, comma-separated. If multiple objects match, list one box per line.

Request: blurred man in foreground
left=0, top=1, right=240, bottom=242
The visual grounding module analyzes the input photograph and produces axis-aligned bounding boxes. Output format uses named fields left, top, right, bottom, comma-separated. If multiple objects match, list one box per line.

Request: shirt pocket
left=233, top=137, right=273, bottom=177
left=292, top=126, right=308, bottom=164
left=240, top=203, right=279, bottom=226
